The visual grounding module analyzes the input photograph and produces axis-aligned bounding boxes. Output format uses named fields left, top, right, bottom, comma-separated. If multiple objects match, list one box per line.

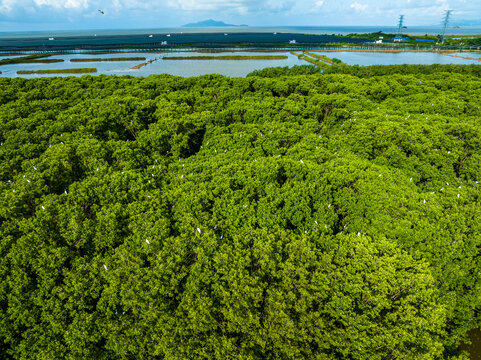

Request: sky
left=0, top=0, right=480, bottom=32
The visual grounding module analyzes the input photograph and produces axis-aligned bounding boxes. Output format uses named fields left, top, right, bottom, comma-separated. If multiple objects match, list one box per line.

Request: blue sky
left=0, top=0, right=480, bottom=32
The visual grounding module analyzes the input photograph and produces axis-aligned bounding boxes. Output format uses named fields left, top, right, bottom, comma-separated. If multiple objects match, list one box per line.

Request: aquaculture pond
left=311, top=51, right=481, bottom=66
left=0, top=51, right=305, bottom=77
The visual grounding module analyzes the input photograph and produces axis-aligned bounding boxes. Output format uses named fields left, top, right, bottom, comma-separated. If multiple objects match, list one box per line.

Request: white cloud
left=314, top=0, right=325, bottom=10
left=34, top=0, right=89, bottom=9
left=0, top=0, right=480, bottom=27
left=350, top=1, right=368, bottom=12
left=0, top=0, right=17, bottom=13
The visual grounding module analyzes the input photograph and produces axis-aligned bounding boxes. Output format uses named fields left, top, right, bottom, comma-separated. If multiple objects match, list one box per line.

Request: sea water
left=2, top=26, right=481, bottom=39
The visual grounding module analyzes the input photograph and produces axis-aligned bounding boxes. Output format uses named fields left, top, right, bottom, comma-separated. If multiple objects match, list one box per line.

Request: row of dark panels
left=0, top=32, right=369, bottom=51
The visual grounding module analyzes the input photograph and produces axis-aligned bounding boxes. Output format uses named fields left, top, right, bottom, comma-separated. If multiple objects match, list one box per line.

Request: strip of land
left=292, top=52, right=335, bottom=70
left=71, top=57, right=146, bottom=62
left=24, top=59, right=64, bottom=63
left=163, top=55, right=288, bottom=60
left=0, top=54, right=57, bottom=65
left=130, top=57, right=159, bottom=69
left=304, top=52, right=346, bottom=65
left=17, top=68, right=97, bottom=75
left=439, top=53, right=481, bottom=61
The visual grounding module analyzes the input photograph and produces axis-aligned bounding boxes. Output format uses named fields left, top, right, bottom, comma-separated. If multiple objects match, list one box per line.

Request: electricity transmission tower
left=394, top=15, right=406, bottom=42
left=440, top=10, right=452, bottom=44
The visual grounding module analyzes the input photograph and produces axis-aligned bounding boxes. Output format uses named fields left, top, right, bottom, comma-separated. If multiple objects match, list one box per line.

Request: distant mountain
left=182, top=19, right=247, bottom=28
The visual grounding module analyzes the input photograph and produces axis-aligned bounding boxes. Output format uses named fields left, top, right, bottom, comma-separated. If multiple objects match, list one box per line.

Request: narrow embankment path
left=131, top=57, right=161, bottom=70
left=439, top=53, right=481, bottom=61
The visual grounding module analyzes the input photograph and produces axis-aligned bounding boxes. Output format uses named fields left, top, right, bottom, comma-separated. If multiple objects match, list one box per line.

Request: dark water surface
left=462, top=329, right=481, bottom=359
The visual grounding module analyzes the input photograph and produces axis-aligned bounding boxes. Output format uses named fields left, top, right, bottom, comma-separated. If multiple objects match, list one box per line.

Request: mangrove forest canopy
left=0, top=65, right=481, bottom=359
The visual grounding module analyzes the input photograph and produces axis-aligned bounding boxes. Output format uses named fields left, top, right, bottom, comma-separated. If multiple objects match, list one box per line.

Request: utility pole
left=440, top=10, right=452, bottom=44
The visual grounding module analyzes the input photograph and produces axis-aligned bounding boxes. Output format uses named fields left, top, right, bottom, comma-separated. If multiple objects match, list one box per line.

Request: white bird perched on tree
left=104, top=264, right=108, bottom=270
left=145, top=239, right=150, bottom=244
left=197, top=228, right=201, bottom=234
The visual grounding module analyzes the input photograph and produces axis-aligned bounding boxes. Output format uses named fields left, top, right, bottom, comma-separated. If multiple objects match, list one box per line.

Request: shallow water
left=453, top=52, right=481, bottom=59
left=1, top=51, right=480, bottom=78
left=312, top=51, right=481, bottom=66
left=0, top=51, right=305, bottom=78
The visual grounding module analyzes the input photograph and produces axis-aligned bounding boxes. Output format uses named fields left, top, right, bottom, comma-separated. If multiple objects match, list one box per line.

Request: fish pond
left=1, top=50, right=480, bottom=78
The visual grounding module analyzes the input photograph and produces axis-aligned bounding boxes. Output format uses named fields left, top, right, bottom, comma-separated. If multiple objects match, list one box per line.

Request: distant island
left=182, top=19, right=248, bottom=27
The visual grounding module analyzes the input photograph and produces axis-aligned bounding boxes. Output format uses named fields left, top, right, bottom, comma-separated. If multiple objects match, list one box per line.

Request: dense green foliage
left=247, top=63, right=481, bottom=78
left=247, top=65, right=321, bottom=77
left=1, top=71, right=481, bottom=359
